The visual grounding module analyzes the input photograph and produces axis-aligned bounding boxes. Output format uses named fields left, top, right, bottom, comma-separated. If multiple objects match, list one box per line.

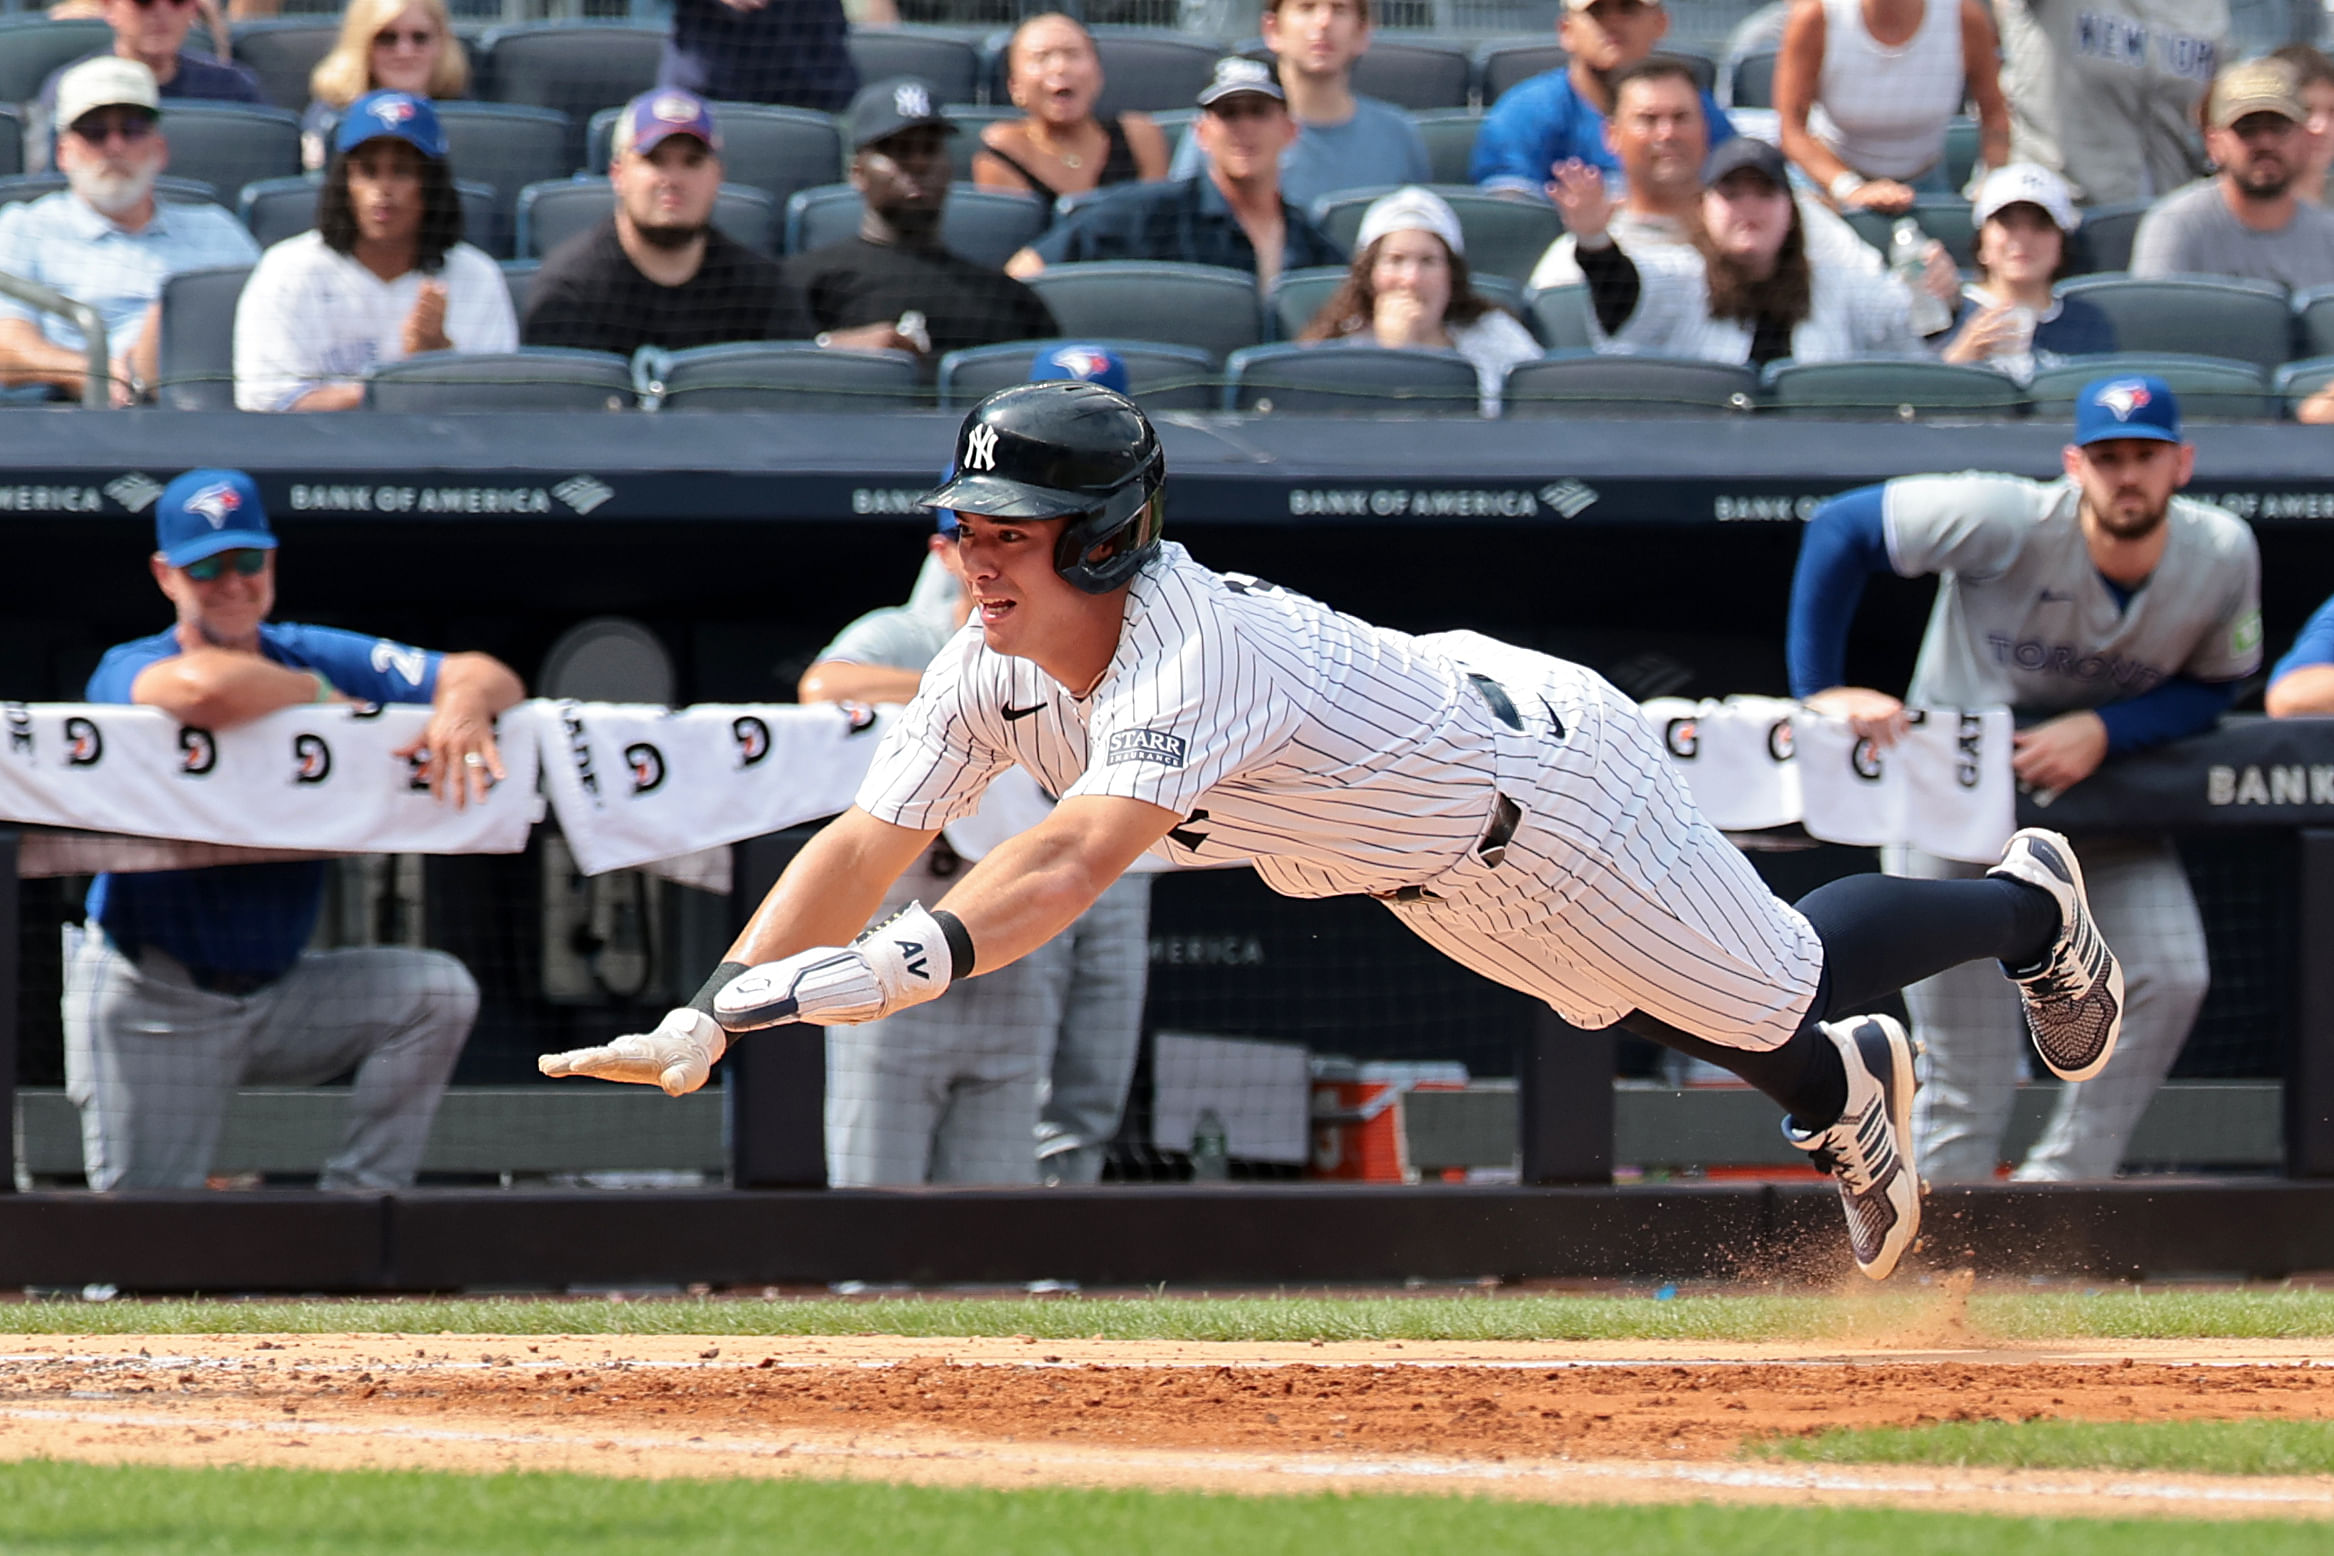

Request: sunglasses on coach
left=181, top=550, right=269, bottom=582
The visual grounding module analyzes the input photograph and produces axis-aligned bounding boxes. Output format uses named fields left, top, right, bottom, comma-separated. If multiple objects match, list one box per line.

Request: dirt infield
left=5, top=1329, right=2334, bottom=1518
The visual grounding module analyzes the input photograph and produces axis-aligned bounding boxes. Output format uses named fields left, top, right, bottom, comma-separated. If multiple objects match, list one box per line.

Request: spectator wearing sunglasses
left=36, top=0, right=263, bottom=167
left=299, top=0, right=471, bottom=171
left=0, top=59, right=258, bottom=404
left=64, top=469, right=522, bottom=1193
left=235, top=92, right=512, bottom=411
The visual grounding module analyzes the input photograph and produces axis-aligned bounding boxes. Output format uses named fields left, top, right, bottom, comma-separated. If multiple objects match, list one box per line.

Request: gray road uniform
left=1994, top=0, right=2225, bottom=205
left=1879, top=473, right=2260, bottom=1181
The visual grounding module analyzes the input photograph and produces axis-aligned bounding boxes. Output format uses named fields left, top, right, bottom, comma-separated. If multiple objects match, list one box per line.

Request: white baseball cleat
left=1987, top=827, right=2124, bottom=1083
left=1786, top=1015, right=1921, bottom=1282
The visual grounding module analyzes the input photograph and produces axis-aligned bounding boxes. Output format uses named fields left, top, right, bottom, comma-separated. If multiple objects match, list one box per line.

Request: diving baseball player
left=1789, top=374, right=2258, bottom=1182
left=543, top=382, right=2126, bottom=1281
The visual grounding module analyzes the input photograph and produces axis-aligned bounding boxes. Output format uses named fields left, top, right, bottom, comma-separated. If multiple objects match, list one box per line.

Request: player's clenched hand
left=1803, top=686, right=1912, bottom=748
left=714, top=903, right=958, bottom=1031
left=538, top=1008, right=727, bottom=1097
left=2012, top=710, right=2109, bottom=793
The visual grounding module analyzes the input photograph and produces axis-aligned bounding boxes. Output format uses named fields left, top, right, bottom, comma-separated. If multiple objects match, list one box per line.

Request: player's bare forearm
left=433, top=652, right=525, bottom=719
left=929, top=795, right=1177, bottom=973
left=797, top=660, right=925, bottom=705
left=2268, top=664, right=2334, bottom=717
left=130, top=649, right=330, bottom=727
left=726, top=806, right=937, bottom=965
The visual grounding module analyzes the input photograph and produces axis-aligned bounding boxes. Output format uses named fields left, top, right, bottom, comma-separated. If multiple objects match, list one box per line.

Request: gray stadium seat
left=2069, top=202, right=2147, bottom=276
left=2274, top=356, right=2334, bottom=416
left=847, top=28, right=984, bottom=106
left=653, top=343, right=925, bottom=411
left=782, top=182, right=1047, bottom=268
left=517, top=178, right=778, bottom=259
left=1843, top=197, right=1978, bottom=270
left=1412, top=109, right=1482, bottom=186
left=1224, top=341, right=1483, bottom=413
left=433, top=102, right=573, bottom=232
left=1762, top=358, right=2028, bottom=418
left=1503, top=352, right=1758, bottom=416
left=238, top=175, right=503, bottom=258
left=230, top=19, right=341, bottom=112
left=1525, top=284, right=1593, bottom=349
left=0, top=16, right=111, bottom=104
left=1942, top=116, right=1980, bottom=193
left=1026, top=261, right=1263, bottom=361
left=1311, top=185, right=1562, bottom=283
left=1349, top=39, right=1474, bottom=109
left=1267, top=264, right=1523, bottom=341
left=157, top=264, right=252, bottom=412
left=2293, top=285, right=2334, bottom=359
left=480, top=24, right=665, bottom=160
left=0, top=107, right=20, bottom=181
left=2054, top=275, right=2296, bottom=373
left=1726, top=47, right=1777, bottom=108
left=1473, top=38, right=1566, bottom=105
left=2027, top=353, right=2277, bottom=421
left=500, top=258, right=538, bottom=321
left=584, top=102, right=844, bottom=205
left=363, top=348, right=637, bottom=411
left=159, top=104, right=304, bottom=205
left=936, top=338, right=1217, bottom=410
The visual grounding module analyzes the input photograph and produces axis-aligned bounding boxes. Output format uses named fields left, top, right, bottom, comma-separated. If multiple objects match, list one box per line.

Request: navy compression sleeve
left=1786, top=484, right=1895, bottom=698
left=2093, top=676, right=2238, bottom=755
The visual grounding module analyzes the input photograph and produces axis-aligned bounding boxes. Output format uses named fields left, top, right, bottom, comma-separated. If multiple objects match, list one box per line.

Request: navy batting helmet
left=921, top=380, right=1165, bottom=594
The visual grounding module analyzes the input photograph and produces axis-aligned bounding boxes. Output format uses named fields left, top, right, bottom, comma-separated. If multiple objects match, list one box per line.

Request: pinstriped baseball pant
left=1037, top=872, right=1152, bottom=1185
left=1886, top=836, right=2209, bottom=1182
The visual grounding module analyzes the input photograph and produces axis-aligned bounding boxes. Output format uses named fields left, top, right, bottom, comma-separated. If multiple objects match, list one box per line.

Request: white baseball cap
left=1973, top=163, right=2080, bottom=233
left=1355, top=186, right=1466, bottom=257
left=54, top=57, right=160, bottom=137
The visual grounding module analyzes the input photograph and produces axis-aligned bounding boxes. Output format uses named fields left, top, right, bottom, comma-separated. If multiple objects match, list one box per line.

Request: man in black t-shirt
left=524, top=91, right=806, bottom=355
left=781, top=77, right=1056, bottom=370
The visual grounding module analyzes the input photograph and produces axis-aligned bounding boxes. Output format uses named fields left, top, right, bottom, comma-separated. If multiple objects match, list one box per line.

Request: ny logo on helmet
left=185, top=482, right=241, bottom=529
left=894, top=83, right=931, bottom=118
left=963, top=424, right=999, bottom=472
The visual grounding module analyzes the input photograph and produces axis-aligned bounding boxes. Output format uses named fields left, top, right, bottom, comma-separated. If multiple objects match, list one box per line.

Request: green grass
left=6, top=1287, right=2334, bottom=1343
left=1756, top=1419, right=2334, bottom=1477
left=0, top=1461, right=2324, bottom=1555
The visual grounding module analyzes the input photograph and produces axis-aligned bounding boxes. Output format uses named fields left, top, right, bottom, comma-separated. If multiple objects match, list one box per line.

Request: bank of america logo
left=1538, top=479, right=1599, bottom=518
left=553, top=476, right=614, bottom=515
left=105, top=473, right=164, bottom=513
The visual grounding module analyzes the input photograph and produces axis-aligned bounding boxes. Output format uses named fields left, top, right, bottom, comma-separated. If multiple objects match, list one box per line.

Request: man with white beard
left=0, top=58, right=257, bottom=405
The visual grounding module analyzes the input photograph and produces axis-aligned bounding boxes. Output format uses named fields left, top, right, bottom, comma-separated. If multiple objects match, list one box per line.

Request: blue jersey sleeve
left=269, top=624, right=442, bottom=705
left=1787, top=484, right=1896, bottom=698
left=83, top=631, right=181, bottom=703
left=2272, top=592, right=2334, bottom=682
left=1472, top=76, right=1576, bottom=192
left=2093, top=676, right=2237, bottom=755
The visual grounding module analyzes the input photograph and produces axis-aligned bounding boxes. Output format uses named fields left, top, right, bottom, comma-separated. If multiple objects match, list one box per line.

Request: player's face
left=368, top=4, right=445, bottom=95
left=1368, top=228, right=1453, bottom=323
left=948, top=512, right=1087, bottom=656
left=2066, top=438, right=2194, bottom=540
left=1559, top=0, right=1668, bottom=76
left=1196, top=95, right=1296, bottom=181
left=1701, top=170, right=1793, bottom=270
left=1007, top=15, right=1103, bottom=125
left=1976, top=203, right=2063, bottom=288
left=343, top=138, right=425, bottom=247
left=1607, top=77, right=1704, bottom=197
left=157, top=548, right=276, bottom=645
left=616, top=135, right=720, bottom=241
left=2210, top=112, right=2300, bottom=198
left=1265, top=0, right=1370, bottom=82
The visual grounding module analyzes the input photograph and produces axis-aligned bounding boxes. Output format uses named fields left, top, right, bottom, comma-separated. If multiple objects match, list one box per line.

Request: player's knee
left=411, top=952, right=481, bottom=1043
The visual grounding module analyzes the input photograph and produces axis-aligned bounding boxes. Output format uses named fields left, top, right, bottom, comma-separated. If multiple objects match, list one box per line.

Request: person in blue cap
left=63, top=470, right=525, bottom=1192
left=1786, top=374, right=2261, bottom=1184
left=233, top=90, right=514, bottom=412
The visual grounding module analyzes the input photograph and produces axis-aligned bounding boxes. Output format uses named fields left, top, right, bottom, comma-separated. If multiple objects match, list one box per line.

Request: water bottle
left=1190, top=1108, right=1231, bottom=1181
left=1890, top=218, right=1955, bottom=338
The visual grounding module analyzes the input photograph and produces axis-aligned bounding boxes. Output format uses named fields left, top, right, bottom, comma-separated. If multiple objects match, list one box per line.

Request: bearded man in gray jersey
left=545, top=381, right=2130, bottom=1283
left=1788, top=374, right=2260, bottom=1183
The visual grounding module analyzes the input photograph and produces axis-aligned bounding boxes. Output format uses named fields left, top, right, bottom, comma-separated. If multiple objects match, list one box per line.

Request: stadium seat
left=363, top=348, right=637, bottom=411
left=1310, top=185, right=1562, bottom=284
left=433, top=102, right=573, bottom=232
left=2068, top=202, right=2146, bottom=275
left=2028, top=353, right=2277, bottom=421
left=156, top=263, right=252, bottom=412
left=500, top=258, right=539, bottom=321
left=847, top=28, right=984, bottom=106
left=478, top=24, right=663, bottom=162
left=1002, top=29, right=1220, bottom=117
left=1348, top=39, right=1474, bottom=109
left=157, top=104, right=303, bottom=205
left=2054, top=275, right=2295, bottom=373
left=0, top=15, right=111, bottom=104
left=2274, top=356, right=2334, bottom=417
left=584, top=102, right=844, bottom=205
left=1025, top=261, right=1263, bottom=362
left=0, top=173, right=216, bottom=207
left=1665, top=50, right=1720, bottom=95
left=937, top=338, right=1217, bottom=410
left=1224, top=341, right=1483, bottom=413
left=1942, top=116, right=1980, bottom=192
left=0, top=106, right=22, bottom=181
left=783, top=182, right=1047, bottom=268
left=1843, top=196, right=1978, bottom=270
left=1473, top=38, right=1566, bottom=105
left=1525, top=284, right=1594, bottom=349
left=653, top=343, right=925, bottom=411
left=1502, top=352, right=1758, bottom=416
left=1762, top=358, right=2028, bottom=418
left=517, top=178, right=778, bottom=259
left=230, top=18, right=341, bottom=112
left=1412, top=109, right=1483, bottom=185
left=1726, top=47, right=1777, bottom=108
left=1149, top=107, right=1197, bottom=161
left=2292, top=285, right=2334, bottom=359
left=1267, top=264, right=1523, bottom=341
left=239, top=175, right=503, bottom=258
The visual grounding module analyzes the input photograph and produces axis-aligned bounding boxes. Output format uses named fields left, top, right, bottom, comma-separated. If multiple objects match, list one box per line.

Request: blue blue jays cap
left=1029, top=343, right=1129, bottom=395
left=2073, top=374, right=2182, bottom=446
left=157, top=469, right=275, bottom=567
left=336, top=91, right=448, bottom=160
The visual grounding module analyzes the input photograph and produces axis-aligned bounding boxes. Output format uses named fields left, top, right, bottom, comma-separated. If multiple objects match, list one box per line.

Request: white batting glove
left=714, top=903, right=957, bottom=1031
left=538, top=1007, right=728, bottom=1097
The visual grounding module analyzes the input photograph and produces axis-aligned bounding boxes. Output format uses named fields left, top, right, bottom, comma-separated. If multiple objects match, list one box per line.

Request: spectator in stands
left=1773, top=0, right=2009, bottom=214
left=233, top=92, right=511, bottom=411
left=298, top=0, right=470, bottom=170
left=787, top=78, right=1054, bottom=367
left=973, top=13, right=1170, bottom=204
left=1940, top=163, right=2114, bottom=380
left=0, top=60, right=258, bottom=405
left=524, top=92, right=806, bottom=356
left=66, top=469, right=519, bottom=1192
left=1472, top=0, right=1735, bottom=202
left=1169, top=0, right=1429, bottom=209
left=1993, top=0, right=2221, bottom=206
left=2270, top=44, right=2334, bottom=205
left=1008, top=58, right=1345, bottom=289
left=1296, top=186, right=1539, bottom=415
left=658, top=0, right=875, bottom=115
left=1550, top=135, right=1930, bottom=363
left=2131, top=59, right=2334, bottom=292
left=35, top=0, right=264, bottom=169
left=2267, top=591, right=2334, bottom=710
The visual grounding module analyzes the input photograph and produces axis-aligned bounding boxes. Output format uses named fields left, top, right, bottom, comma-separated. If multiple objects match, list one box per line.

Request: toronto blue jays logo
left=184, top=482, right=241, bottom=529
left=2096, top=380, right=2152, bottom=421
left=1048, top=347, right=1113, bottom=381
left=370, top=96, right=417, bottom=128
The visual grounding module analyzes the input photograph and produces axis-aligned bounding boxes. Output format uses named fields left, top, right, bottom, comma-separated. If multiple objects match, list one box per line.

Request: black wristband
left=687, top=960, right=751, bottom=1016
left=931, top=909, right=976, bottom=979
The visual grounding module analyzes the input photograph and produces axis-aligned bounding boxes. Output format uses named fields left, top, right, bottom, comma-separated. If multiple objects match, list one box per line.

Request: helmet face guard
left=1053, top=481, right=1165, bottom=594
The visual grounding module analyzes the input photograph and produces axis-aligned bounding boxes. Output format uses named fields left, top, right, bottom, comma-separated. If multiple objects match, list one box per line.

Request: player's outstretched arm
left=2269, top=665, right=2334, bottom=717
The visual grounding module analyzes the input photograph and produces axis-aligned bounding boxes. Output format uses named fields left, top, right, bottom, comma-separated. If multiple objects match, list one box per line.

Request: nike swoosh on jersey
left=1003, top=704, right=1047, bottom=721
